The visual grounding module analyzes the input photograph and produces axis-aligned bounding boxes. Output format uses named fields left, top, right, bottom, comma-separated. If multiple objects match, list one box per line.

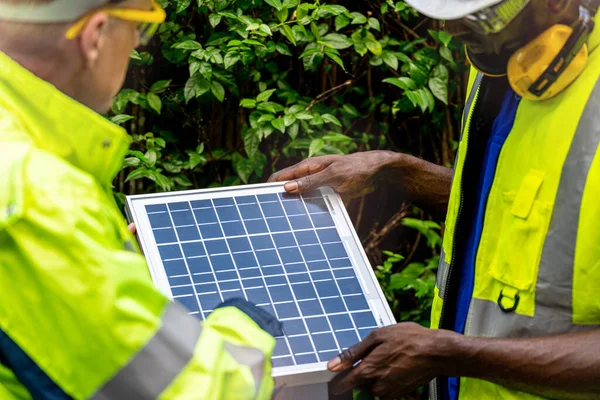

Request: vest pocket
left=489, top=170, right=552, bottom=300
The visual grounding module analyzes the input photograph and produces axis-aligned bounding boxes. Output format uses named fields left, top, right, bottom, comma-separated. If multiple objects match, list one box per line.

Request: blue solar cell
left=302, top=190, right=323, bottom=199
left=250, top=235, right=274, bottom=250
left=262, top=265, right=284, bottom=276
left=330, top=258, right=352, bottom=269
left=292, top=283, right=317, bottom=300
left=338, top=278, right=362, bottom=295
left=288, top=215, right=313, bottom=230
left=321, top=297, right=346, bottom=313
left=314, top=280, right=340, bottom=298
left=269, top=285, right=293, bottom=302
left=216, top=206, right=240, bottom=222
left=329, top=314, right=354, bottom=330
left=168, top=275, right=192, bottom=286
left=235, top=195, right=257, bottom=205
left=317, top=228, right=341, bottom=244
left=239, top=204, right=262, bottom=220
left=221, top=221, right=246, bottom=237
left=187, top=257, right=211, bottom=274
left=333, top=268, right=356, bottom=279
left=199, top=223, right=224, bottom=239
left=272, top=357, right=294, bottom=368
left=273, top=233, right=296, bottom=248
left=288, top=273, right=310, bottom=284
left=242, top=278, right=263, bottom=289
left=194, top=208, right=218, bottom=224
left=198, top=293, right=222, bottom=310
left=256, top=250, right=280, bottom=266
left=244, top=219, right=269, bottom=234
left=288, top=335, right=313, bottom=354
left=222, top=290, right=245, bottom=301
left=275, top=302, right=300, bottom=319
left=295, top=354, right=318, bottom=364
left=153, top=228, right=177, bottom=244
left=265, top=275, right=286, bottom=286
left=260, top=202, right=285, bottom=218
left=323, top=243, right=347, bottom=259
left=176, top=296, right=200, bottom=313
left=177, top=226, right=200, bottom=241
left=312, top=333, right=336, bottom=351
left=210, top=254, right=235, bottom=271
left=294, top=230, right=319, bottom=246
left=192, top=273, right=215, bottom=284
left=172, top=286, right=194, bottom=297
left=168, top=202, right=190, bottom=211
left=279, top=192, right=298, bottom=201
left=204, top=239, right=228, bottom=255
left=345, top=295, right=369, bottom=311
left=307, top=261, right=329, bottom=271
left=196, top=283, right=219, bottom=293
left=158, top=244, right=182, bottom=260
left=215, top=271, right=237, bottom=281
left=300, top=245, right=325, bottom=261
left=146, top=204, right=167, bottom=213
left=239, top=267, right=261, bottom=279
left=181, top=242, right=206, bottom=258
left=247, top=287, right=270, bottom=304
left=304, top=198, right=328, bottom=214
left=282, top=200, right=306, bottom=216
left=352, top=311, right=377, bottom=328
left=311, top=270, right=334, bottom=281
left=233, top=252, right=258, bottom=269
left=311, top=213, right=335, bottom=228
left=267, top=217, right=290, bottom=233
left=279, top=247, right=303, bottom=264
left=219, top=280, right=241, bottom=291
left=257, top=194, right=279, bottom=202
left=358, top=327, right=375, bottom=340
left=284, top=263, right=307, bottom=274
left=171, top=210, right=195, bottom=226
left=213, top=198, right=235, bottom=206
left=306, top=317, right=329, bottom=333
left=283, top=319, right=307, bottom=335
left=299, top=300, right=324, bottom=317
left=274, top=338, right=291, bottom=357
left=318, top=350, right=339, bottom=363
left=227, top=237, right=252, bottom=253
left=148, top=213, right=172, bottom=229
left=191, top=200, right=212, bottom=209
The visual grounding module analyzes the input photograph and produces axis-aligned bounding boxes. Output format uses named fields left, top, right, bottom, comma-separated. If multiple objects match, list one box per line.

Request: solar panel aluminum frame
left=125, top=182, right=396, bottom=388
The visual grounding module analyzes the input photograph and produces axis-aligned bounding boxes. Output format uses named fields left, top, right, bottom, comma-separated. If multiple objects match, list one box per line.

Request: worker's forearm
left=440, top=329, right=600, bottom=400
left=378, top=151, right=452, bottom=220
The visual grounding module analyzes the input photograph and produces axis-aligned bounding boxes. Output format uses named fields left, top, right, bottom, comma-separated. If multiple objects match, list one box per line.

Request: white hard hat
left=404, top=0, right=505, bottom=20
left=0, top=0, right=110, bottom=23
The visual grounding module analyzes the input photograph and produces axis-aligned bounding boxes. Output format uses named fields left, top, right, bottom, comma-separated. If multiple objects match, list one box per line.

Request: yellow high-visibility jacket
left=429, top=21, right=600, bottom=400
left=0, top=51, right=275, bottom=400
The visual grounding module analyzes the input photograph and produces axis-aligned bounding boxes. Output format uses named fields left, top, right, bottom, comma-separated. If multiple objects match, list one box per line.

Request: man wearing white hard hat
left=270, top=0, right=600, bottom=399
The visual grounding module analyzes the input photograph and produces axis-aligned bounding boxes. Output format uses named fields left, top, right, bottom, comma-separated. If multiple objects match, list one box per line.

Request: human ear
left=78, top=12, right=110, bottom=68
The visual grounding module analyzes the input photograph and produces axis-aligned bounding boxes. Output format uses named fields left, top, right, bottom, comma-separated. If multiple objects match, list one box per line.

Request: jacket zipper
left=434, top=81, right=483, bottom=400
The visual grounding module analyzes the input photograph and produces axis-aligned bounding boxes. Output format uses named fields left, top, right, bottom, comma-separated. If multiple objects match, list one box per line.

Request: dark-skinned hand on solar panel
left=137, top=188, right=390, bottom=369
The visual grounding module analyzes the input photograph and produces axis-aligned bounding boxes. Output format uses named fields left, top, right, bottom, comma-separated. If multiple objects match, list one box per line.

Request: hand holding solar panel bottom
left=327, top=322, right=456, bottom=399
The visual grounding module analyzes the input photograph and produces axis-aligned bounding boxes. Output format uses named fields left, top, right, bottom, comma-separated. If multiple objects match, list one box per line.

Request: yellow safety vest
left=430, top=26, right=600, bottom=399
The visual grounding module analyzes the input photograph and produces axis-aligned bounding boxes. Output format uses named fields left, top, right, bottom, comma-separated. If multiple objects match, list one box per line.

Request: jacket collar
left=0, top=51, right=130, bottom=188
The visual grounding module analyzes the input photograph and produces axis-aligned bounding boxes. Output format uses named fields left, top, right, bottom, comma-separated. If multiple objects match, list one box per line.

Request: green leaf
left=257, top=89, right=276, bottom=102
left=365, top=37, right=383, bottom=55
left=199, top=62, right=213, bottom=79
left=272, top=117, right=286, bottom=133
left=224, top=52, right=240, bottom=69
left=240, top=98, right=257, bottom=108
left=147, top=93, right=162, bottom=114
left=184, top=76, right=196, bottom=103
left=321, top=114, right=342, bottom=126
left=309, top=138, right=324, bottom=157
left=368, top=17, right=381, bottom=31
left=310, top=22, right=320, bottom=41
left=433, top=64, right=449, bottom=82
left=150, top=79, right=172, bottom=94
left=276, top=42, right=292, bottom=56
left=176, top=0, right=192, bottom=13
left=281, top=25, right=297, bottom=46
left=264, top=0, right=282, bottom=10
left=438, top=31, right=453, bottom=47
left=172, top=40, right=202, bottom=50
left=324, top=51, right=345, bottom=70
left=233, top=154, right=254, bottom=184
left=350, top=12, right=367, bottom=24
left=195, top=75, right=211, bottom=97
left=323, top=133, right=352, bottom=142
left=319, top=5, right=348, bottom=16
left=211, top=81, right=225, bottom=102
left=276, top=8, right=289, bottom=23
left=130, top=50, right=142, bottom=60
left=259, top=24, right=273, bottom=36
left=321, top=33, right=352, bottom=50
left=243, top=129, right=261, bottom=159
left=111, top=114, right=134, bottom=125
left=382, top=52, right=398, bottom=70
left=335, top=14, right=350, bottom=31
left=209, top=14, right=222, bottom=28
left=383, top=77, right=416, bottom=90
left=428, top=77, right=448, bottom=105
left=284, top=114, right=297, bottom=126
left=440, top=46, right=453, bottom=62
left=420, top=87, right=436, bottom=112
left=295, top=111, right=313, bottom=120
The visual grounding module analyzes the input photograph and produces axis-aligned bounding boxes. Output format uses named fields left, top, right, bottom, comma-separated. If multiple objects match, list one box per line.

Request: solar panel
left=126, top=183, right=395, bottom=387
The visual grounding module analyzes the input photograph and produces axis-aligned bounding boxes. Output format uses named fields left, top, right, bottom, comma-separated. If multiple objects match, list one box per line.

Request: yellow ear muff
left=507, top=24, right=589, bottom=101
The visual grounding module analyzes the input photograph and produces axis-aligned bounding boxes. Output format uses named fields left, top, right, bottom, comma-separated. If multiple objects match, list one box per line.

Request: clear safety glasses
left=65, top=0, right=166, bottom=46
left=463, top=0, right=531, bottom=35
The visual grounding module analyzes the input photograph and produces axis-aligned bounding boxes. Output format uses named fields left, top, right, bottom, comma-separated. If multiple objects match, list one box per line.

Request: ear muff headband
left=0, top=0, right=108, bottom=23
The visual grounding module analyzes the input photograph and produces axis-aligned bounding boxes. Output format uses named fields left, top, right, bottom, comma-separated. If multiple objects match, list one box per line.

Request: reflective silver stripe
left=467, top=80, right=600, bottom=338
left=0, top=0, right=107, bottom=23
left=436, top=248, right=450, bottom=299
left=91, top=302, right=202, bottom=400
left=224, top=342, right=266, bottom=394
left=460, top=73, right=483, bottom=139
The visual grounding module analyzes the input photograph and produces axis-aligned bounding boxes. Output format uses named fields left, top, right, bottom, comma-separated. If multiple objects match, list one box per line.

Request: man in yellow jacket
left=270, top=0, right=600, bottom=399
left=0, top=1, right=278, bottom=399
